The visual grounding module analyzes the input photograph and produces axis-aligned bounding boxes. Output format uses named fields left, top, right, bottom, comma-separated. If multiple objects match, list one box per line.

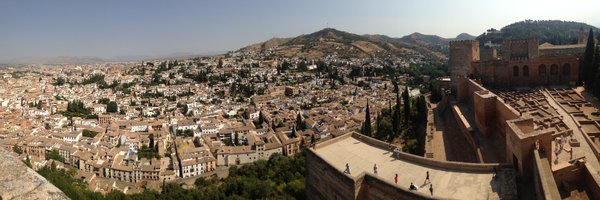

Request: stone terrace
left=312, top=133, right=517, bottom=199
left=548, top=88, right=600, bottom=158
left=495, top=89, right=558, bottom=120
left=496, top=89, right=598, bottom=169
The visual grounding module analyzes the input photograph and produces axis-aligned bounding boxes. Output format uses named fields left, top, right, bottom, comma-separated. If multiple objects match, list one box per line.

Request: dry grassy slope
left=238, top=28, right=450, bottom=60
left=273, top=41, right=372, bottom=59
left=241, top=37, right=292, bottom=52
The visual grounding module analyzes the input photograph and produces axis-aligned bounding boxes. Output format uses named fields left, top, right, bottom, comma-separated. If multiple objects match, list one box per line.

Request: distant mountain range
left=477, top=20, right=599, bottom=45
left=240, top=28, right=475, bottom=60
left=3, top=20, right=597, bottom=65
left=241, top=20, right=598, bottom=60
left=0, top=51, right=226, bottom=66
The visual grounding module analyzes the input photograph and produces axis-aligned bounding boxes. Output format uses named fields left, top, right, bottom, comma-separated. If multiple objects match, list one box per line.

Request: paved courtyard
left=314, top=136, right=513, bottom=199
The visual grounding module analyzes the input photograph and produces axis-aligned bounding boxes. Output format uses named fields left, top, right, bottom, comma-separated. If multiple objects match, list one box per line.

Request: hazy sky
left=0, top=0, right=598, bottom=61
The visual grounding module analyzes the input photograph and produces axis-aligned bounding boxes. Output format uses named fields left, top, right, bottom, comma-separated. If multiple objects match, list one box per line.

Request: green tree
left=37, top=164, right=104, bottom=199
left=45, top=149, right=65, bottom=162
left=180, top=103, right=189, bottom=115
left=582, top=28, right=596, bottom=87
left=234, top=133, right=240, bottom=146
left=138, top=144, right=160, bottom=159
left=392, top=92, right=401, bottom=135
left=296, top=113, right=306, bottom=131
left=149, top=134, right=155, bottom=150
left=52, top=77, right=66, bottom=86
left=255, top=111, right=265, bottom=128
left=403, top=86, right=411, bottom=125
left=107, top=101, right=118, bottom=113
left=362, top=100, right=372, bottom=135
left=592, top=45, right=600, bottom=97
left=82, top=129, right=98, bottom=138
left=242, top=109, right=250, bottom=119
left=13, top=144, right=23, bottom=154
left=297, top=61, right=308, bottom=71
left=24, top=155, right=32, bottom=168
left=97, top=98, right=110, bottom=104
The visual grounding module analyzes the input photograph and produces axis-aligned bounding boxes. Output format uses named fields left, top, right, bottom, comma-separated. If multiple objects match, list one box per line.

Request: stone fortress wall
left=450, top=38, right=581, bottom=89
left=442, top=36, right=600, bottom=199
left=449, top=40, right=479, bottom=90
left=306, top=131, right=516, bottom=200
left=306, top=36, right=591, bottom=199
left=453, top=77, right=600, bottom=199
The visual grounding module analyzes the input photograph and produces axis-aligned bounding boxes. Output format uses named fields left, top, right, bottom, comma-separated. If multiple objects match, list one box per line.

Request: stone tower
left=578, top=28, right=587, bottom=44
left=449, top=40, right=480, bottom=90
left=501, top=38, right=539, bottom=61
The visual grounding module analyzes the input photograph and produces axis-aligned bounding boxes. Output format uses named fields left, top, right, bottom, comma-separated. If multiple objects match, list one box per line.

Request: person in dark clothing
left=429, top=184, right=433, bottom=196
left=409, top=182, right=418, bottom=191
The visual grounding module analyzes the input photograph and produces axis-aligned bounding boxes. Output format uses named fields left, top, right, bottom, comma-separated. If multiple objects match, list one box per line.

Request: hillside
left=455, top=33, right=476, bottom=40
left=239, top=20, right=598, bottom=60
left=240, top=28, right=450, bottom=60
left=241, top=37, right=293, bottom=52
left=477, top=20, right=599, bottom=45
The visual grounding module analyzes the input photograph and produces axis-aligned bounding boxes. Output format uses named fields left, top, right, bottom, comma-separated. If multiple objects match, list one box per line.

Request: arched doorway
left=539, top=64, right=547, bottom=85
left=550, top=64, right=558, bottom=75
left=539, top=64, right=546, bottom=76
left=513, top=66, right=519, bottom=77
left=562, top=64, right=571, bottom=77
left=550, top=64, right=559, bottom=84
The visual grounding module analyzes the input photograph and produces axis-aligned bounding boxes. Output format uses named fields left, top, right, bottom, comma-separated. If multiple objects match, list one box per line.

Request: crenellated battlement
left=449, top=40, right=479, bottom=46
left=502, top=38, right=537, bottom=44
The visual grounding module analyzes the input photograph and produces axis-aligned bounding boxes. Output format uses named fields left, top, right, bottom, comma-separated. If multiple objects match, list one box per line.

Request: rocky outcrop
left=0, top=148, right=69, bottom=200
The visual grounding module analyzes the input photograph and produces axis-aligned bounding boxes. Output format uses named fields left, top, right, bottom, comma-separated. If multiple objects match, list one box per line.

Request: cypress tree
left=582, top=28, right=595, bottom=87
left=591, top=46, right=600, bottom=91
left=594, top=46, right=600, bottom=97
left=256, top=111, right=264, bottom=128
left=296, top=113, right=305, bottom=131
left=375, top=113, right=381, bottom=138
left=403, top=86, right=411, bottom=124
left=363, top=100, right=372, bottom=135
left=234, top=133, right=240, bottom=146
left=392, top=92, right=401, bottom=135
left=149, top=134, right=154, bottom=149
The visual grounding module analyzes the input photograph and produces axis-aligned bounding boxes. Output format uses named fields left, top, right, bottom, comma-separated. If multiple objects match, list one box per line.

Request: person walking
left=373, top=164, right=378, bottom=174
left=429, top=184, right=433, bottom=196
left=425, top=171, right=430, bottom=184
left=394, top=174, right=398, bottom=184
left=344, top=163, right=351, bottom=174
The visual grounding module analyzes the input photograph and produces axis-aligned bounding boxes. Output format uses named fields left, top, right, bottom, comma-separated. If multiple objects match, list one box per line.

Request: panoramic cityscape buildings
left=1, top=1, right=600, bottom=200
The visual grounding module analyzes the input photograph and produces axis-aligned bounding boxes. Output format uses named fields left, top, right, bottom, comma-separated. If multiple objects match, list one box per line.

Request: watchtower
left=501, top=38, right=539, bottom=61
left=449, top=40, right=480, bottom=90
